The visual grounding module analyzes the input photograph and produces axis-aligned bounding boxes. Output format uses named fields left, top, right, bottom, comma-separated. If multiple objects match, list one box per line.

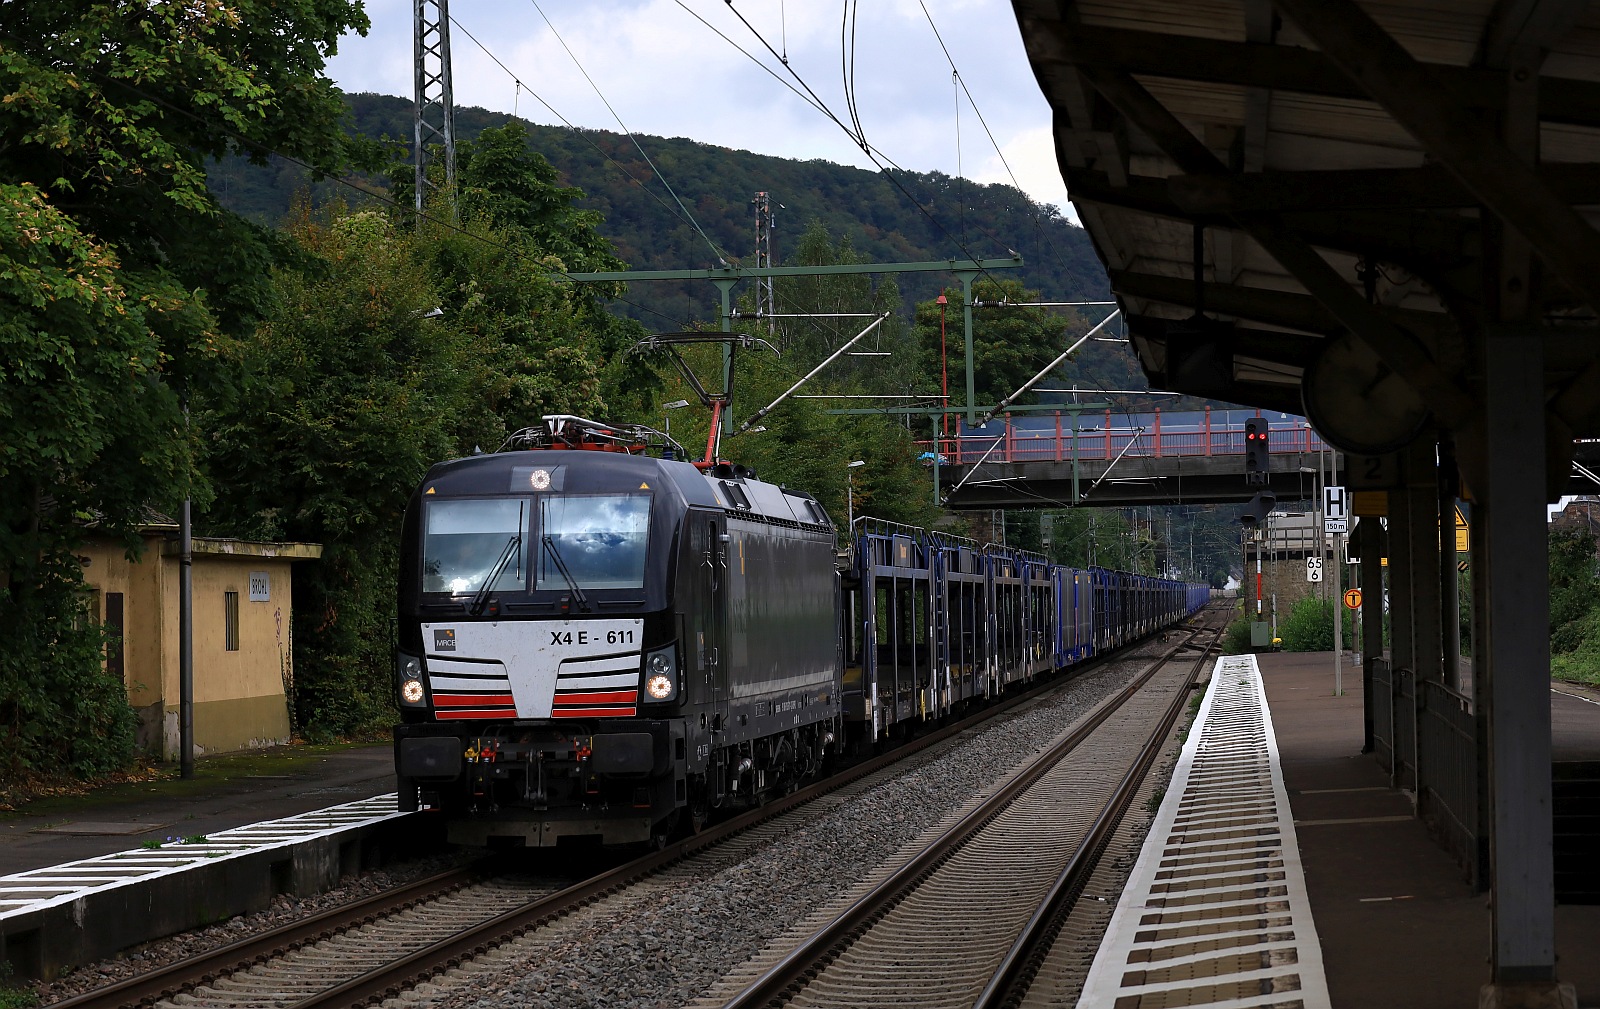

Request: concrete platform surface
left=1257, top=651, right=1600, bottom=1009
left=0, top=744, right=396, bottom=878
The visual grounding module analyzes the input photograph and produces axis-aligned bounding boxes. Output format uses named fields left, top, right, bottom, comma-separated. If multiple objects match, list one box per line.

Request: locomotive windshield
left=536, top=494, right=651, bottom=590
left=422, top=499, right=528, bottom=595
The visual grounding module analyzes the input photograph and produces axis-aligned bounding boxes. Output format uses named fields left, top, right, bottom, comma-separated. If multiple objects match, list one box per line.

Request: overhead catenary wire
left=527, top=0, right=731, bottom=266
left=980, top=309, right=1122, bottom=424
left=916, top=0, right=1074, bottom=281
left=448, top=16, right=723, bottom=256
left=715, top=1, right=1017, bottom=291
left=738, top=311, right=891, bottom=432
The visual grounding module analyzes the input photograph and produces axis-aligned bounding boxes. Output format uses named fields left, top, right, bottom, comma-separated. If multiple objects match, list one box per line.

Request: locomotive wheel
left=647, top=810, right=679, bottom=850
left=680, top=798, right=710, bottom=838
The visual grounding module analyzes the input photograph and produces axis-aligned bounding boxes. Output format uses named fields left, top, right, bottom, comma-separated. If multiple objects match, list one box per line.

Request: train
left=391, top=416, right=1209, bottom=847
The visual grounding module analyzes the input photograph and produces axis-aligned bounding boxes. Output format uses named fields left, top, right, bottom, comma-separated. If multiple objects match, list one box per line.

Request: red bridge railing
left=918, top=408, right=1328, bottom=465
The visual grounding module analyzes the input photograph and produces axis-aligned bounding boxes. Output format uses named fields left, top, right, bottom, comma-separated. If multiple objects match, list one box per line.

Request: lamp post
left=662, top=399, right=690, bottom=437
left=846, top=459, right=866, bottom=528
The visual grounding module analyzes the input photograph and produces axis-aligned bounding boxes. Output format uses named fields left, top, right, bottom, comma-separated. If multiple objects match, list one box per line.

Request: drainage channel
left=1070, top=652, right=1332, bottom=1009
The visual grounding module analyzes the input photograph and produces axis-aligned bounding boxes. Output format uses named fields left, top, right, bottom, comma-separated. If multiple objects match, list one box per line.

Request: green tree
left=1548, top=526, right=1600, bottom=683
left=202, top=207, right=481, bottom=735
left=2, top=0, right=374, bottom=772
left=0, top=185, right=164, bottom=775
left=1549, top=528, right=1599, bottom=652
left=913, top=278, right=1079, bottom=416
left=771, top=221, right=916, bottom=396
left=409, top=124, right=656, bottom=428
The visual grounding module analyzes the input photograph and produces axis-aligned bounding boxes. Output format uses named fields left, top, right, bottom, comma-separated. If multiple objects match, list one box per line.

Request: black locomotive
left=393, top=416, right=1207, bottom=847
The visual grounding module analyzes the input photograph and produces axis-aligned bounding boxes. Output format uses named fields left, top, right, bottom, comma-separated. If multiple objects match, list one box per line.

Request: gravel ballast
left=397, top=636, right=1189, bottom=1009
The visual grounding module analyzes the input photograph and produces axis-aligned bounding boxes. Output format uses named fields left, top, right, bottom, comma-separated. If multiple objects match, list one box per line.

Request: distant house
left=1549, top=496, right=1600, bottom=543
left=78, top=521, right=322, bottom=759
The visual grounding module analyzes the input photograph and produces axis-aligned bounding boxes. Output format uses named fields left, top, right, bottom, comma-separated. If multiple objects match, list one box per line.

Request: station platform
left=0, top=743, right=396, bottom=878
left=0, top=743, right=406, bottom=977
left=1082, top=651, right=1600, bottom=1008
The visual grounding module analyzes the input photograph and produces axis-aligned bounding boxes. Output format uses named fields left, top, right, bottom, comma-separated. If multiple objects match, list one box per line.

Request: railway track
left=49, top=618, right=1217, bottom=1009
left=708, top=613, right=1224, bottom=1009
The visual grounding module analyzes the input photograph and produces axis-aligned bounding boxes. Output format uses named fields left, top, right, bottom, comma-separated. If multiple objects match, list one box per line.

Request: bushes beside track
left=1278, top=597, right=1353, bottom=653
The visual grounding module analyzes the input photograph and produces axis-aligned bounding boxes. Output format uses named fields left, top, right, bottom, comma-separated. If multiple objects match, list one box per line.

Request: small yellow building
left=79, top=524, right=322, bottom=759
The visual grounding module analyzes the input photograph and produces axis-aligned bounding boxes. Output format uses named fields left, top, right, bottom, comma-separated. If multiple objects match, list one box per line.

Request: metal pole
left=1256, top=533, right=1262, bottom=617
left=179, top=493, right=194, bottom=778
left=1071, top=409, right=1080, bottom=503
left=1439, top=440, right=1461, bottom=691
left=1484, top=329, right=1556, bottom=985
left=1318, top=445, right=1327, bottom=601
left=959, top=271, right=977, bottom=424
left=715, top=278, right=737, bottom=436
left=939, top=295, right=949, bottom=439
left=1333, top=530, right=1344, bottom=695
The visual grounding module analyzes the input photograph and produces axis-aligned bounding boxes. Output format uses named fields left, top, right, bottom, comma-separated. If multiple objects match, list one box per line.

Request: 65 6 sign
left=1306, top=556, right=1323, bottom=582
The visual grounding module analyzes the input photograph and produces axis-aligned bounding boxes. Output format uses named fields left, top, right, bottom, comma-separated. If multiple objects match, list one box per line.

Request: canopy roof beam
left=1022, top=19, right=1600, bottom=129
left=1078, top=63, right=1476, bottom=428
left=1273, top=0, right=1600, bottom=325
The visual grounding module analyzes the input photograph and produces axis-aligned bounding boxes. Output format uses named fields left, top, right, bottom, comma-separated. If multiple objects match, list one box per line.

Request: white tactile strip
left=1077, top=655, right=1332, bottom=1009
left=0, top=795, right=403, bottom=918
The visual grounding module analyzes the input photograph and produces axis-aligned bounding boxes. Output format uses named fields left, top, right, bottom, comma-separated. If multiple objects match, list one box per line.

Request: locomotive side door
left=691, top=511, right=729, bottom=725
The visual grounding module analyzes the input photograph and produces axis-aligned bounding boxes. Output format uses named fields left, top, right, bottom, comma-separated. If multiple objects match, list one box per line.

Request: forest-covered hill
left=210, top=92, right=1111, bottom=333
left=207, top=94, right=1238, bottom=576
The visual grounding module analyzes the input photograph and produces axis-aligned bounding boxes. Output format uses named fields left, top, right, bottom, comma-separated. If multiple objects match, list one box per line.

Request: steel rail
left=716, top=624, right=1210, bottom=1009
left=973, top=618, right=1225, bottom=1008
left=280, top=623, right=1196, bottom=1009
left=52, top=615, right=1207, bottom=1009
left=46, top=859, right=501, bottom=1009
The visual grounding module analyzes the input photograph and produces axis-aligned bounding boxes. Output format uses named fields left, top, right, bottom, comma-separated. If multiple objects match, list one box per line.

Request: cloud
left=972, top=125, right=1079, bottom=223
left=326, top=0, right=1070, bottom=212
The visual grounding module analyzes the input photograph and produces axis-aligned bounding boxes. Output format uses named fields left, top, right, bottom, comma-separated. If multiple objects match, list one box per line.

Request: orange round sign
left=1343, top=588, right=1363, bottom=610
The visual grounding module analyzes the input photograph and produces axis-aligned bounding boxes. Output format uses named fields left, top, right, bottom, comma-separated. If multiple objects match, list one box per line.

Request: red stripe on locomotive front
left=552, top=690, right=639, bottom=705
left=433, top=694, right=516, bottom=707
left=550, top=707, right=637, bottom=718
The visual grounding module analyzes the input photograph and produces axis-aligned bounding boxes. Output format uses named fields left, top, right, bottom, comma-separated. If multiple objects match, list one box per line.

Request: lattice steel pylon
left=413, top=0, right=457, bottom=218
left=751, top=191, right=776, bottom=332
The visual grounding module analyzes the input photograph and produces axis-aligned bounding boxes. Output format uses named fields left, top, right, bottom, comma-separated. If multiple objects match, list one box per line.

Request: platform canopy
left=1010, top=0, right=1600, bottom=469
left=1011, top=3, right=1600, bottom=999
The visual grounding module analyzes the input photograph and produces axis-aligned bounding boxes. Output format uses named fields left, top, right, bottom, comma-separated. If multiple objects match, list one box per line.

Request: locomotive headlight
left=396, top=652, right=427, bottom=707
left=642, top=645, right=678, bottom=702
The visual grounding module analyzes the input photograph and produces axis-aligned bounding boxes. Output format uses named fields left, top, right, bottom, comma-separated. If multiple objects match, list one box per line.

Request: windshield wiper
left=542, top=534, right=590, bottom=612
left=468, top=536, right=521, bottom=617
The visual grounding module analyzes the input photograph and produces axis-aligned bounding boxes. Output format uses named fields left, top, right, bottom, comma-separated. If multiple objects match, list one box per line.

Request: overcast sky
left=325, top=0, right=1073, bottom=217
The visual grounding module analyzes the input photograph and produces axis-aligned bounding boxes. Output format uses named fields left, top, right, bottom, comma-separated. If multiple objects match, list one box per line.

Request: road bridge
left=1011, top=1, right=1600, bottom=1004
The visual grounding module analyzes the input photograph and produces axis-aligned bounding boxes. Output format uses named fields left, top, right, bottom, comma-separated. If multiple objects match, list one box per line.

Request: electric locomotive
left=393, top=417, right=842, bottom=847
